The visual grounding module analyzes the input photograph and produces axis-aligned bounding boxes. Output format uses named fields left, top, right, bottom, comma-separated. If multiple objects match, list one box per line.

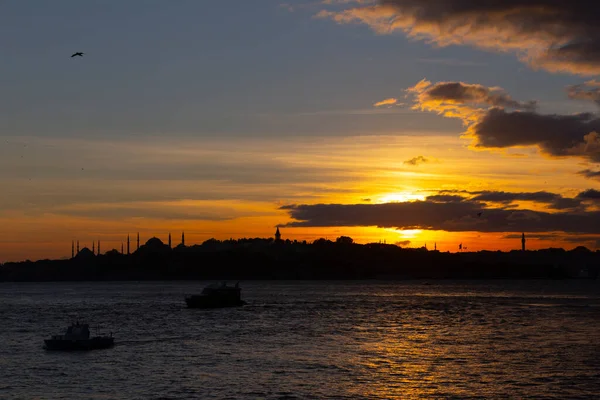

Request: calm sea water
left=0, top=280, right=599, bottom=399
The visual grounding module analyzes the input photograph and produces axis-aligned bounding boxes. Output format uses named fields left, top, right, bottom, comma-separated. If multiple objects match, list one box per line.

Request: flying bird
left=71, top=52, right=84, bottom=58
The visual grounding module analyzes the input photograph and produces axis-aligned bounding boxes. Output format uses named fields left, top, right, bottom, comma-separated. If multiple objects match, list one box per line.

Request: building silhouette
left=275, top=227, right=281, bottom=242
left=16, top=229, right=600, bottom=283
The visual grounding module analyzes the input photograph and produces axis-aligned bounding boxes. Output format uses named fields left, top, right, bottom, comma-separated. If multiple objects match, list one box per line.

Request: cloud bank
left=317, top=0, right=600, bottom=75
left=282, top=189, right=600, bottom=234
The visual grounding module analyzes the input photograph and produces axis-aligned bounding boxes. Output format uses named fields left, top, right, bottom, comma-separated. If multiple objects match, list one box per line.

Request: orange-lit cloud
left=316, top=1, right=600, bottom=76
left=373, top=97, right=399, bottom=107
left=404, top=79, right=600, bottom=162
left=409, top=80, right=536, bottom=111
left=406, top=79, right=535, bottom=124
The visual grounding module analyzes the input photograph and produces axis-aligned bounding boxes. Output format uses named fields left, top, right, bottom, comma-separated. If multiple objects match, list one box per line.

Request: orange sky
left=1, top=135, right=597, bottom=262
left=2, top=1, right=600, bottom=262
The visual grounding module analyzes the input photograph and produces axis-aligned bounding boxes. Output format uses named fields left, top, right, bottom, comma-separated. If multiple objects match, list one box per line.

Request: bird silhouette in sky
left=71, top=52, right=84, bottom=58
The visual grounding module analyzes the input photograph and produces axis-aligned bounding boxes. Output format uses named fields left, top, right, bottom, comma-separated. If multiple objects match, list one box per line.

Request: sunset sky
left=2, top=0, right=600, bottom=261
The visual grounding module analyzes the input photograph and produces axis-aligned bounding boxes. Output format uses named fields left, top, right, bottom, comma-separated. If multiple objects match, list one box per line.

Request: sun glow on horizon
left=377, top=192, right=426, bottom=204
left=397, top=229, right=423, bottom=239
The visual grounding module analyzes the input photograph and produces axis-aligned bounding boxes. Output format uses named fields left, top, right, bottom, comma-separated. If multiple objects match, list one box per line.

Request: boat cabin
left=52, top=322, right=91, bottom=340
left=200, top=282, right=241, bottom=299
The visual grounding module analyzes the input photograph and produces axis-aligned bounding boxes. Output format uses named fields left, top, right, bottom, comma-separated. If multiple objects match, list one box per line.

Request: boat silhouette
left=185, top=282, right=246, bottom=309
left=44, top=322, right=114, bottom=351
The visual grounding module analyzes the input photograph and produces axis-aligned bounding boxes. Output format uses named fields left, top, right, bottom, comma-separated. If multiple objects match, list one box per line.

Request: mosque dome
left=75, top=247, right=95, bottom=259
left=138, top=237, right=170, bottom=253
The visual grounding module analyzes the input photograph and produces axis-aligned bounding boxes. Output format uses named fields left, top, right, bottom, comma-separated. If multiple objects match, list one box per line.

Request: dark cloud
left=428, top=189, right=588, bottom=210
left=425, top=195, right=466, bottom=203
left=282, top=188, right=600, bottom=233
left=434, top=189, right=471, bottom=195
left=281, top=200, right=600, bottom=234
left=319, top=1, right=600, bottom=75
left=576, top=189, right=600, bottom=200
left=472, top=191, right=557, bottom=203
left=403, top=155, right=429, bottom=166
left=406, top=79, right=600, bottom=162
left=470, top=108, right=600, bottom=162
left=395, top=240, right=411, bottom=246
left=567, top=80, right=600, bottom=105
left=435, top=188, right=591, bottom=201
left=470, top=190, right=582, bottom=210
left=577, top=169, right=600, bottom=180
left=421, top=81, right=536, bottom=110
left=550, top=197, right=586, bottom=210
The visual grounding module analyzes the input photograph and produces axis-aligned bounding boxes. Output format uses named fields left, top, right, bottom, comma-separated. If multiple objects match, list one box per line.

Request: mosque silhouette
left=71, top=228, right=286, bottom=258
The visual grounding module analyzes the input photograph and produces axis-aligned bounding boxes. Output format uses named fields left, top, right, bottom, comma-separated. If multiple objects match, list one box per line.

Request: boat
left=44, top=322, right=114, bottom=351
left=185, top=282, right=246, bottom=309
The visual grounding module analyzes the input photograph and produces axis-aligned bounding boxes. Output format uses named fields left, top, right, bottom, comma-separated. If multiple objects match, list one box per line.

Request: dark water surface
left=1, top=280, right=599, bottom=399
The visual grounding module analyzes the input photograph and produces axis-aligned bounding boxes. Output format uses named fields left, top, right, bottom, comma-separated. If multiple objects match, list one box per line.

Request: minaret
left=77, top=240, right=80, bottom=254
left=127, top=234, right=130, bottom=255
left=97, top=240, right=100, bottom=256
left=275, top=227, right=281, bottom=241
left=168, top=232, right=172, bottom=248
left=181, top=231, right=185, bottom=246
left=434, top=242, right=437, bottom=251
left=71, top=240, right=75, bottom=258
left=137, top=232, right=140, bottom=251
left=522, top=232, right=526, bottom=252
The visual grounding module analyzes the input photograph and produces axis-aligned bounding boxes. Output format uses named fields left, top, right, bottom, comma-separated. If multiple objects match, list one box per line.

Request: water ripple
left=0, top=280, right=599, bottom=399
